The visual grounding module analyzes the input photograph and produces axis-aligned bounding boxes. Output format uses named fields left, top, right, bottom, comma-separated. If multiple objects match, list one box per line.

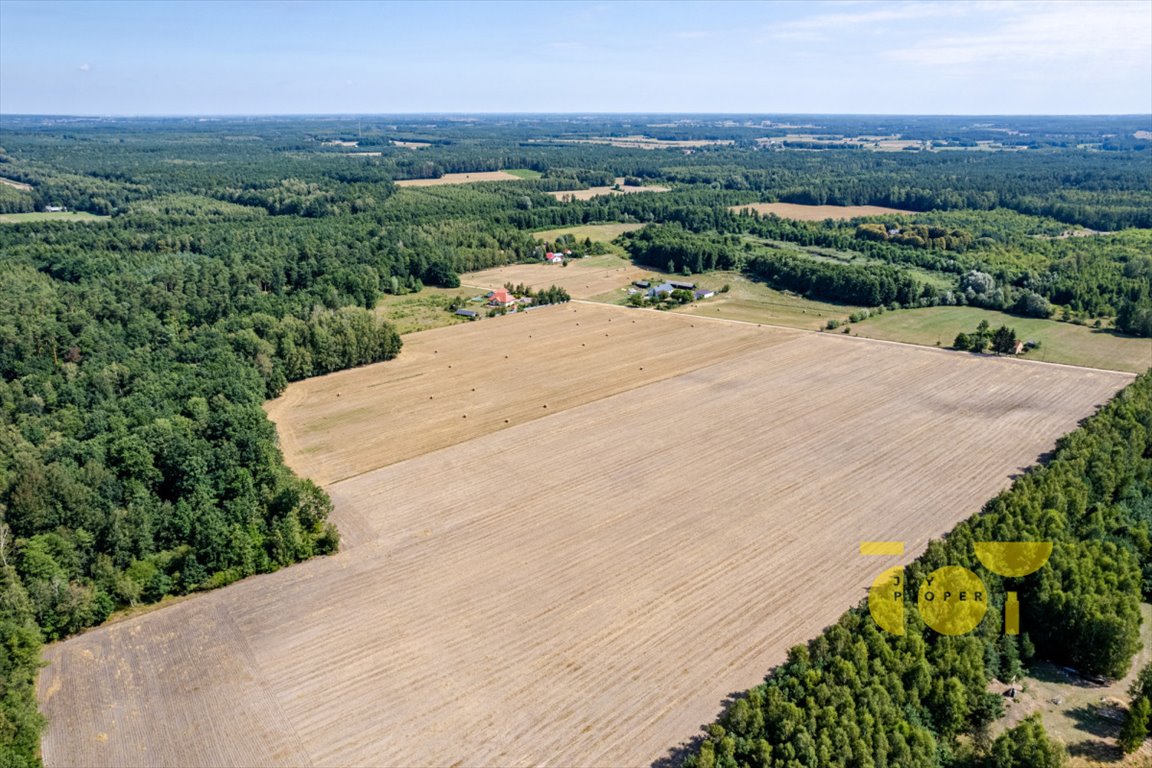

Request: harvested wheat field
left=731, top=202, right=916, bottom=220
left=40, top=305, right=1134, bottom=767
left=462, top=260, right=650, bottom=302
left=395, top=171, right=524, bottom=187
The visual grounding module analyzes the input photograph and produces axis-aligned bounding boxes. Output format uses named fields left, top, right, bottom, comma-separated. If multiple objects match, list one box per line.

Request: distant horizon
left=3, top=111, right=1151, bottom=120
left=2, top=1, right=1149, bottom=116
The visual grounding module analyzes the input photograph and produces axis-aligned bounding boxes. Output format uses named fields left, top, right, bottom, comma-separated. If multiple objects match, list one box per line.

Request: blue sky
left=1, top=0, right=1149, bottom=115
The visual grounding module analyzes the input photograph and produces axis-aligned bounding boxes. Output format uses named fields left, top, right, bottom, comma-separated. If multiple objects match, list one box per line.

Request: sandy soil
left=39, top=304, right=1134, bottom=767
left=396, top=171, right=524, bottom=187
left=731, top=202, right=917, bottom=220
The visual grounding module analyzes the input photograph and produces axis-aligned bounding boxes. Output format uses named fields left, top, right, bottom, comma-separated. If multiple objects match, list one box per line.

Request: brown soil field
left=732, top=202, right=912, bottom=221
left=395, top=171, right=524, bottom=187
left=731, top=202, right=917, bottom=220
left=40, top=304, right=1134, bottom=767
left=349, top=151, right=382, bottom=157
left=549, top=177, right=671, bottom=201
left=393, top=140, right=432, bottom=148
left=462, top=259, right=649, bottom=301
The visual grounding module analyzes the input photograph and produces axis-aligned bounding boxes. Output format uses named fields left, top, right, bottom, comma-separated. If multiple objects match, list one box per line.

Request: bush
left=989, top=715, right=1067, bottom=767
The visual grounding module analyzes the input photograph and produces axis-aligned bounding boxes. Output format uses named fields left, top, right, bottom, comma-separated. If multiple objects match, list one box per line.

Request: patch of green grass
left=0, top=211, right=108, bottom=223
left=374, top=287, right=481, bottom=335
left=532, top=222, right=642, bottom=243
left=851, top=306, right=1151, bottom=373
left=674, top=272, right=866, bottom=330
left=744, top=236, right=956, bottom=291
left=503, top=168, right=543, bottom=179
left=578, top=253, right=634, bottom=270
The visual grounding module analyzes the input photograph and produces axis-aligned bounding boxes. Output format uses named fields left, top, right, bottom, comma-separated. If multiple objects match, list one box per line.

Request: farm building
left=455, top=309, right=479, bottom=320
left=633, top=280, right=650, bottom=289
left=647, top=282, right=676, bottom=299
left=670, top=281, right=697, bottom=290
left=694, top=289, right=715, bottom=300
left=488, top=289, right=517, bottom=307
left=544, top=252, right=564, bottom=264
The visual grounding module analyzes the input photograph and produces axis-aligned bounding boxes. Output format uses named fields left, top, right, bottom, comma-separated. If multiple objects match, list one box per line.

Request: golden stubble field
left=731, top=202, right=917, bottom=220
left=39, top=304, right=1135, bottom=767
left=462, top=260, right=651, bottom=301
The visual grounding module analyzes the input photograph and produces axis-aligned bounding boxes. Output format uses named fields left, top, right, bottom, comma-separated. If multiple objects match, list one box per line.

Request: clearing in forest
left=395, top=171, right=524, bottom=186
left=991, top=603, right=1152, bottom=765
left=671, top=271, right=867, bottom=329
left=0, top=176, right=33, bottom=191
left=0, top=211, right=107, bottom=223
left=548, top=177, right=671, bottom=201
left=545, top=135, right=735, bottom=149
left=731, top=202, right=917, bottom=220
left=40, top=302, right=1135, bottom=768
left=533, top=222, right=642, bottom=242
left=463, top=255, right=650, bottom=301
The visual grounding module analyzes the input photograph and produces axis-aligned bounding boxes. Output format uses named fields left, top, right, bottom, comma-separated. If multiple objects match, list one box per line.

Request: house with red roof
left=488, top=288, right=517, bottom=307
left=543, top=252, right=564, bottom=264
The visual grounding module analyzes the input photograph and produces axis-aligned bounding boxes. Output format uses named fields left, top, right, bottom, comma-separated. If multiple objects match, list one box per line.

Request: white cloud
left=78, top=63, right=91, bottom=72
left=776, top=1, right=963, bottom=31
left=759, top=1, right=969, bottom=44
left=885, top=1, right=1152, bottom=68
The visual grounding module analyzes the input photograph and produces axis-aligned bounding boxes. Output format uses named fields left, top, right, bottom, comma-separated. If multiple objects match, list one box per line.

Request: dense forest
left=0, top=114, right=1149, bottom=764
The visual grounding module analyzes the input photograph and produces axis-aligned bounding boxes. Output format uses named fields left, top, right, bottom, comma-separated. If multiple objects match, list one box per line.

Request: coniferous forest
left=0, top=114, right=1150, bottom=765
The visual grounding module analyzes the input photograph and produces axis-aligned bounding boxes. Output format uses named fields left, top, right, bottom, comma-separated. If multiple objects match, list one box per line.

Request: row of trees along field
left=613, top=210, right=1151, bottom=333
left=681, top=371, right=1152, bottom=768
